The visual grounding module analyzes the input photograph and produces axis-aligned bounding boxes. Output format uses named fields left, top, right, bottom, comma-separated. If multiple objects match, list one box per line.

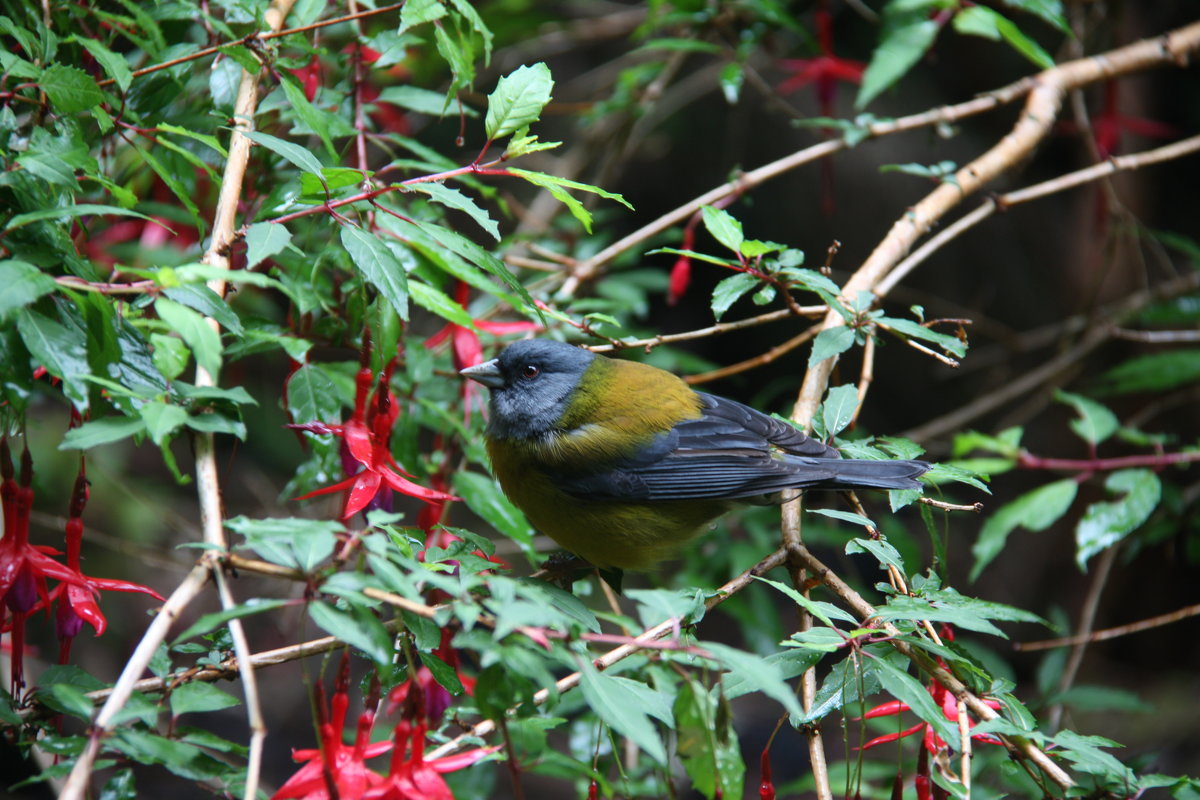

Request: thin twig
left=587, top=306, right=825, bottom=354
left=1048, top=544, right=1118, bottom=732
left=1015, top=602, right=1200, bottom=651
left=684, top=327, right=819, bottom=385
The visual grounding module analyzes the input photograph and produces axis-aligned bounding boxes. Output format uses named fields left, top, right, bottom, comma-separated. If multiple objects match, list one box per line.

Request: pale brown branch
left=684, top=327, right=819, bottom=385
left=1015, top=602, right=1200, bottom=651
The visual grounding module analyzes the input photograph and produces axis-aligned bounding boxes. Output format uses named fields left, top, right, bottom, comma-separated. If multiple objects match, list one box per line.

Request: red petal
left=344, top=471, right=383, bottom=518
left=380, top=469, right=458, bottom=503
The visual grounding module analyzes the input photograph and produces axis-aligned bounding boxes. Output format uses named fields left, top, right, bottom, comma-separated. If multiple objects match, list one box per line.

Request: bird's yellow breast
left=485, top=356, right=724, bottom=569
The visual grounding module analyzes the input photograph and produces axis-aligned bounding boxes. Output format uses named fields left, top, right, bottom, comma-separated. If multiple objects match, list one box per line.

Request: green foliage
left=0, top=2, right=1193, bottom=799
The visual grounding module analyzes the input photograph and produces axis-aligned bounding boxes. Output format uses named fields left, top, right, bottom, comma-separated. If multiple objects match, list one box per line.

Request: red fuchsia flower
left=759, top=745, right=776, bottom=800
left=427, top=281, right=540, bottom=420
left=363, top=719, right=498, bottom=800
left=291, top=357, right=457, bottom=519
left=288, top=55, right=323, bottom=102
left=387, top=628, right=476, bottom=725
left=273, top=655, right=391, bottom=800
left=667, top=222, right=696, bottom=306
left=854, top=652, right=1003, bottom=758
left=47, top=465, right=163, bottom=664
left=776, top=6, right=865, bottom=117
left=1, top=442, right=88, bottom=694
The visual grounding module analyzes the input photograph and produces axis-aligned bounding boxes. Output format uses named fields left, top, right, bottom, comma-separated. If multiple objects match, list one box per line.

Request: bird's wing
left=554, top=394, right=880, bottom=502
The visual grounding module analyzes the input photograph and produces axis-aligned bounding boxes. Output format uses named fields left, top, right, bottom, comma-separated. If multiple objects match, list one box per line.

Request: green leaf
left=701, top=641, right=804, bottom=720
left=309, top=601, right=395, bottom=665
left=278, top=74, right=336, bottom=159
left=341, top=226, right=409, bottom=320
left=398, top=0, right=447, bottom=34
left=17, top=308, right=91, bottom=410
left=39, top=683, right=95, bottom=720
left=821, top=384, right=859, bottom=437
left=1098, top=349, right=1200, bottom=394
left=172, top=598, right=292, bottom=644
left=578, top=664, right=667, bottom=764
left=227, top=516, right=339, bottom=572
left=809, top=326, right=856, bottom=367
left=243, top=129, right=325, bottom=176
left=870, top=653, right=959, bottom=745
left=158, top=123, right=228, bottom=157
left=170, top=683, right=240, bottom=716
left=710, top=273, right=759, bottom=320
left=1052, top=729, right=1135, bottom=784
left=952, top=6, right=1055, bottom=69
left=244, top=222, right=293, bottom=269
left=808, top=508, right=875, bottom=528
left=1055, top=390, right=1119, bottom=446
left=876, top=315, right=968, bottom=357
left=72, top=37, right=133, bottom=91
left=140, top=400, right=188, bottom=446
left=411, top=182, right=500, bottom=240
left=674, top=680, right=744, bottom=800
left=1004, top=0, right=1070, bottom=32
left=452, top=471, right=534, bottom=547
left=846, top=537, right=905, bottom=572
left=506, top=169, right=632, bottom=234
left=1075, top=469, right=1161, bottom=569
left=59, top=416, right=145, bottom=449
left=376, top=86, right=473, bottom=117
left=485, top=62, right=554, bottom=141
left=40, top=63, right=104, bottom=113
left=286, top=363, right=343, bottom=425
left=154, top=297, right=223, bottom=379
left=4, top=204, right=161, bottom=232
left=410, top=280, right=475, bottom=328
left=701, top=206, right=744, bottom=253
left=0, top=260, right=58, bottom=320
left=971, top=479, right=1078, bottom=580
left=162, top=285, right=242, bottom=335
left=857, top=2, right=944, bottom=108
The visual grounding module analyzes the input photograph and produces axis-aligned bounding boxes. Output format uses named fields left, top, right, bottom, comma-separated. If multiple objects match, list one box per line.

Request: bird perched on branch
left=461, top=339, right=930, bottom=570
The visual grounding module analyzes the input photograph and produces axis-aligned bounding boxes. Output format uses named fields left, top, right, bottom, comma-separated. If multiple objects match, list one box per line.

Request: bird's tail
left=805, top=458, right=931, bottom=491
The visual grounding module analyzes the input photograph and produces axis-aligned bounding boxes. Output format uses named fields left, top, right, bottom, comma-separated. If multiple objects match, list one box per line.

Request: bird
left=460, top=339, right=930, bottom=570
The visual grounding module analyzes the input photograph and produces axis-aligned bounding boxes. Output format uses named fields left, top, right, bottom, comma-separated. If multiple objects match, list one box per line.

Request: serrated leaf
left=877, top=315, right=967, bottom=357
left=410, top=281, right=475, bottom=327
left=846, top=537, right=905, bottom=571
left=40, top=64, right=104, bottom=113
left=809, top=325, right=855, bottom=367
left=971, top=479, right=1078, bottom=580
left=278, top=74, right=336, bottom=159
left=308, top=601, right=395, bottom=665
left=953, top=6, right=1054, bottom=69
left=821, top=384, right=859, bottom=437
left=870, top=654, right=959, bottom=745
left=398, top=0, right=447, bottom=34
left=412, top=182, right=500, bottom=240
left=243, top=129, right=325, bottom=176
left=507, top=168, right=632, bottom=234
left=155, top=297, right=222, bottom=378
left=227, top=516, right=338, bottom=572
left=376, top=85, right=471, bottom=117
left=485, top=62, right=554, bottom=141
left=578, top=664, right=667, bottom=764
left=140, top=401, right=188, bottom=446
left=170, top=683, right=240, bottom=716
left=0, top=260, right=58, bottom=319
left=808, top=508, right=875, bottom=528
left=857, top=3, right=943, bottom=108
left=73, top=37, right=133, bottom=91
left=1055, top=390, right=1119, bottom=446
left=702, top=641, right=804, bottom=720
left=1076, top=469, right=1161, bottom=569
left=1098, top=349, right=1200, bottom=394
left=341, top=226, right=409, bottom=320
left=4, top=204, right=161, bottom=232
left=172, top=598, right=292, bottom=644
left=710, top=273, right=759, bottom=320
left=244, top=222, right=292, bottom=269
left=17, top=308, right=91, bottom=410
left=701, top=206, right=744, bottom=253
left=59, top=416, right=146, bottom=449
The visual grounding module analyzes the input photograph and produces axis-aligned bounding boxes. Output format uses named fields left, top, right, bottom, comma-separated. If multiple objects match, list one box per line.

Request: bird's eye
left=521, top=364, right=540, bottom=379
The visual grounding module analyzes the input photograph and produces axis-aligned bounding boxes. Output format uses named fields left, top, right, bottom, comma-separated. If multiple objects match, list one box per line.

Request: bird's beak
left=460, top=358, right=504, bottom=389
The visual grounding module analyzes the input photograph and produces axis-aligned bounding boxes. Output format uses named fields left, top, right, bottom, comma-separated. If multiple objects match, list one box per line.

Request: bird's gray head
left=460, top=339, right=597, bottom=441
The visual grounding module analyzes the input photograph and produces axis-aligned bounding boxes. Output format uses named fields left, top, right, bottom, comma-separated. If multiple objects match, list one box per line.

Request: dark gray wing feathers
left=553, top=393, right=930, bottom=501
